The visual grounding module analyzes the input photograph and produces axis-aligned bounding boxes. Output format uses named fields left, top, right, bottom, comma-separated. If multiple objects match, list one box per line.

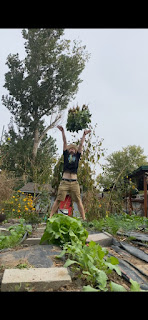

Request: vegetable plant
left=0, top=219, right=32, bottom=250
left=40, top=214, right=88, bottom=246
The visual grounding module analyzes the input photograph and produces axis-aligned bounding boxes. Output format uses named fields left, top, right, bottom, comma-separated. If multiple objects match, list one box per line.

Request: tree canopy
left=97, top=145, right=148, bottom=190
left=2, top=29, right=89, bottom=163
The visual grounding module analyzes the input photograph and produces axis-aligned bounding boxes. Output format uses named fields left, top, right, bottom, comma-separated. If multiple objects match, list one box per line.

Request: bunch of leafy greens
left=0, top=219, right=32, bottom=250
left=40, top=214, right=88, bottom=246
left=66, top=105, right=91, bottom=132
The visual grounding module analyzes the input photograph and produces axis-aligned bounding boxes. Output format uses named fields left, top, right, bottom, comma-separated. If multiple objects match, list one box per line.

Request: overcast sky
left=1, top=28, right=148, bottom=176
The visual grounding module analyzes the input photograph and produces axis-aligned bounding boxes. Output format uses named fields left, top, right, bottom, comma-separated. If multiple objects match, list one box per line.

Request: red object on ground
left=59, top=195, right=73, bottom=216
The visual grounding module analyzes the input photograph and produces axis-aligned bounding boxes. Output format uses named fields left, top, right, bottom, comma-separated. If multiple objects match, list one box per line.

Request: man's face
left=69, top=148, right=76, bottom=154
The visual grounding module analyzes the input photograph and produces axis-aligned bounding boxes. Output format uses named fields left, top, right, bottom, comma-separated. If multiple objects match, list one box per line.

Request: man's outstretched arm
left=57, top=126, right=67, bottom=151
left=78, top=129, right=91, bottom=154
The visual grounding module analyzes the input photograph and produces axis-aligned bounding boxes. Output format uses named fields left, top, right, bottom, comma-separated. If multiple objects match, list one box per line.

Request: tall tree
left=97, top=145, right=148, bottom=190
left=0, top=118, right=57, bottom=182
left=2, top=29, right=89, bottom=163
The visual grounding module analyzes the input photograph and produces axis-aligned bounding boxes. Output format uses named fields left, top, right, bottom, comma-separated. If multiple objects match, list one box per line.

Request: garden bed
left=1, top=214, right=148, bottom=292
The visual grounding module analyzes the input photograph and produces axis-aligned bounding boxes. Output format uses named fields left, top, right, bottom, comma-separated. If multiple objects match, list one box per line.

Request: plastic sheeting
left=108, top=253, right=148, bottom=290
left=120, top=242, right=148, bottom=263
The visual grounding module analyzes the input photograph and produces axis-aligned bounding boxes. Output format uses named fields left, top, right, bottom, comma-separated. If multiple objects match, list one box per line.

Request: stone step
left=24, top=232, right=113, bottom=247
left=86, top=232, right=113, bottom=247
left=24, top=238, right=41, bottom=245
left=1, top=267, right=71, bottom=292
left=36, top=227, right=46, bottom=232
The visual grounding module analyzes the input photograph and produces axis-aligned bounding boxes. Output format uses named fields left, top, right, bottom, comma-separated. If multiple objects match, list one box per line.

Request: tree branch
left=38, top=113, right=61, bottom=145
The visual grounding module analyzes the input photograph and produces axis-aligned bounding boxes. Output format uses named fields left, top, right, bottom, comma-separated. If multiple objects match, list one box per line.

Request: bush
left=0, top=190, right=39, bottom=223
left=0, top=171, right=14, bottom=202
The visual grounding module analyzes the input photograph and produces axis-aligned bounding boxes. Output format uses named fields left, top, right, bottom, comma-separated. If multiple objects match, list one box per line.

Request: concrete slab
left=1, top=267, right=71, bottom=292
left=36, top=227, right=46, bottom=232
left=86, top=232, right=113, bottom=247
left=24, top=237, right=41, bottom=245
left=0, top=227, right=11, bottom=235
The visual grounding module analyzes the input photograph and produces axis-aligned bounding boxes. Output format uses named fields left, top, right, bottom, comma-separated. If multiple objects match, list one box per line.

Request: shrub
left=1, top=191, right=39, bottom=223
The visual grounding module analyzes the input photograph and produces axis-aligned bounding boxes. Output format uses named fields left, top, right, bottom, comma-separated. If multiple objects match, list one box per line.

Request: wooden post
left=143, top=173, right=147, bottom=217
left=129, top=192, right=133, bottom=215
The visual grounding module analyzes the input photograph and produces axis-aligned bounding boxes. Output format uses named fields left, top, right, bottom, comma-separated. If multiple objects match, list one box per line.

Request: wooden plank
left=143, top=173, right=147, bottom=217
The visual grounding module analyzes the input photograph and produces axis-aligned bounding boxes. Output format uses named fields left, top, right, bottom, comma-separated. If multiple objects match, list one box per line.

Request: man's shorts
left=57, top=180, right=81, bottom=203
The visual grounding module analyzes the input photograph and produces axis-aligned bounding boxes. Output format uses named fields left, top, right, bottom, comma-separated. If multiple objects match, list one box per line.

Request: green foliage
left=62, top=240, right=121, bottom=291
left=98, top=145, right=148, bottom=191
left=0, top=219, right=32, bottom=250
left=40, top=214, right=88, bottom=246
left=2, top=28, right=89, bottom=164
left=40, top=214, right=143, bottom=291
left=0, top=118, right=57, bottom=181
left=66, top=105, right=91, bottom=132
left=51, top=155, right=64, bottom=194
left=83, top=213, right=148, bottom=235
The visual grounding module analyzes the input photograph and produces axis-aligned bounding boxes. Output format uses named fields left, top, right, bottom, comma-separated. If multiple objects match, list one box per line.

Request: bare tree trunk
left=32, top=127, right=39, bottom=163
left=32, top=113, right=62, bottom=164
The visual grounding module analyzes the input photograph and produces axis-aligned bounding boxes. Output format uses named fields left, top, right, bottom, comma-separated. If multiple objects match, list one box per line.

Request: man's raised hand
left=84, top=129, right=91, bottom=135
left=57, top=125, right=64, bottom=132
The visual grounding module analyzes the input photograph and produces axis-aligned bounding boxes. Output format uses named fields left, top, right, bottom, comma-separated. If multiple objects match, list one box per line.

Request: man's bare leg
left=49, top=199, right=61, bottom=218
left=76, top=199, right=86, bottom=220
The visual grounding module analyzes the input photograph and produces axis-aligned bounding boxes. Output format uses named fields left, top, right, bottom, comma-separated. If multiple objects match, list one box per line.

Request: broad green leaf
left=83, top=285, right=99, bottom=292
left=110, top=281, right=127, bottom=292
left=96, top=270, right=108, bottom=291
left=107, top=256, right=119, bottom=265
left=105, top=262, right=121, bottom=276
left=64, top=259, right=80, bottom=268
left=130, top=279, right=141, bottom=292
left=56, top=250, right=66, bottom=259
left=40, top=231, right=50, bottom=244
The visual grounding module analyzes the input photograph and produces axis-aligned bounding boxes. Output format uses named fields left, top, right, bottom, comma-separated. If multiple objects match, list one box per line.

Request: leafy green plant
left=83, top=213, right=148, bottom=235
left=61, top=240, right=121, bottom=291
left=0, top=219, right=32, bottom=249
left=83, top=278, right=142, bottom=292
left=40, top=214, right=88, bottom=246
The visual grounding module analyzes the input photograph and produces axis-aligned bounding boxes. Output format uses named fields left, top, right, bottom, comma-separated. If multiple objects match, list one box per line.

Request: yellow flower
left=106, top=211, right=109, bottom=217
left=18, top=209, right=21, bottom=213
left=25, top=207, right=29, bottom=211
left=32, top=208, right=35, bottom=211
left=12, top=209, right=15, bottom=211
left=99, top=204, right=102, bottom=208
left=15, top=198, right=18, bottom=201
left=12, top=196, right=15, bottom=198
left=23, top=198, right=26, bottom=202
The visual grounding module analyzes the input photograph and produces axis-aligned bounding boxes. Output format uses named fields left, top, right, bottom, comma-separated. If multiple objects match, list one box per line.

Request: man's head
left=67, top=144, right=78, bottom=154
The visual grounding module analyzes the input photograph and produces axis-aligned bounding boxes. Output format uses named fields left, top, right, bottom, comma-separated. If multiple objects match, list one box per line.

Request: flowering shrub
left=1, top=191, right=39, bottom=223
